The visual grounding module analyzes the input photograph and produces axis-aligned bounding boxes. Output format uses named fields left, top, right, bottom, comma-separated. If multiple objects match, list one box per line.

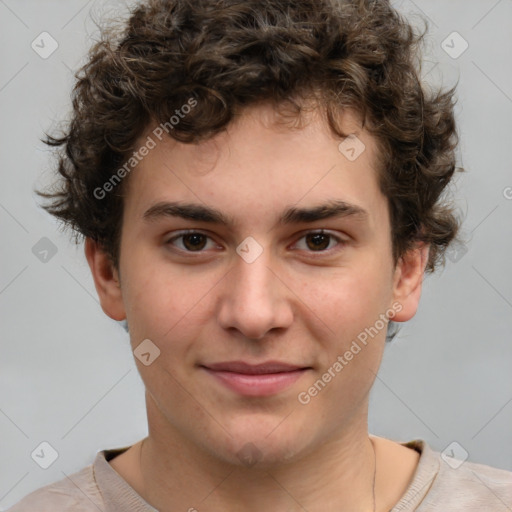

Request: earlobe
left=84, top=238, right=126, bottom=321
left=391, top=243, right=430, bottom=322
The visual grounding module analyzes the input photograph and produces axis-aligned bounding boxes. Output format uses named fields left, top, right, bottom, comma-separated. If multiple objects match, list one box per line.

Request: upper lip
left=202, top=361, right=309, bottom=375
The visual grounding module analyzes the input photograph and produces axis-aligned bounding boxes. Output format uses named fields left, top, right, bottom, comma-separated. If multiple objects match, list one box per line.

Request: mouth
left=199, top=361, right=312, bottom=397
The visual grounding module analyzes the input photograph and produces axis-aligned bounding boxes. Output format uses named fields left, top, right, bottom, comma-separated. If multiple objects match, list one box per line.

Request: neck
left=138, top=396, right=378, bottom=512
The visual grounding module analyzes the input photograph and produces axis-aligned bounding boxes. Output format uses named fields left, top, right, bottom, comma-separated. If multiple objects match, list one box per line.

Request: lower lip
left=202, top=368, right=308, bottom=396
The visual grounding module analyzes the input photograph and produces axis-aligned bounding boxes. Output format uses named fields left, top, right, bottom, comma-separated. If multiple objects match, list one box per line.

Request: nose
left=217, top=247, right=294, bottom=340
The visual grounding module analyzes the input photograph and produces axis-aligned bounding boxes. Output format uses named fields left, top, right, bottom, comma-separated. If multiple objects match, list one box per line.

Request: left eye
left=293, top=230, right=345, bottom=252
left=165, top=230, right=345, bottom=253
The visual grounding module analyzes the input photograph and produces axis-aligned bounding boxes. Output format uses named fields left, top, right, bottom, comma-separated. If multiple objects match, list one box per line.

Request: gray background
left=1, top=0, right=511, bottom=508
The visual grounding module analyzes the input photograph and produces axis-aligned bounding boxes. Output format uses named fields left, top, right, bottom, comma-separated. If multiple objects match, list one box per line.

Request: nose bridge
left=235, top=246, right=275, bottom=301
left=218, top=240, right=292, bottom=339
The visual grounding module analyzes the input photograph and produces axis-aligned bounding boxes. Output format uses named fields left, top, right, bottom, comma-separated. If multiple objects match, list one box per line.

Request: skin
left=85, top=102, right=427, bottom=512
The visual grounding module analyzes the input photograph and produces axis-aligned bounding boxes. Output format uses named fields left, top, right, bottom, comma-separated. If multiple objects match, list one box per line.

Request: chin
left=206, top=419, right=315, bottom=469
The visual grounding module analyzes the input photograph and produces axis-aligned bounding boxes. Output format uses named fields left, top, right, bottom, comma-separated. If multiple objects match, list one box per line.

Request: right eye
left=165, top=230, right=221, bottom=253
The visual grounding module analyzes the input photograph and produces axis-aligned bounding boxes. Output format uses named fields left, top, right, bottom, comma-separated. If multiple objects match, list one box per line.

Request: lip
left=200, top=361, right=311, bottom=397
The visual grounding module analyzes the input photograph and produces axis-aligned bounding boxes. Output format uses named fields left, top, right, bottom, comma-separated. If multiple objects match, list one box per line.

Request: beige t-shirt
left=6, top=439, right=512, bottom=511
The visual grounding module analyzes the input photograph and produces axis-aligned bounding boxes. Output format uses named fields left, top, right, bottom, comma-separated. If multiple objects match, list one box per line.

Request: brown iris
left=182, top=233, right=208, bottom=251
left=305, top=232, right=330, bottom=251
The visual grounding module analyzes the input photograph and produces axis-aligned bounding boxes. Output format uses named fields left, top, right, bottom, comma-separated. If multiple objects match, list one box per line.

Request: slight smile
left=200, top=361, right=313, bottom=397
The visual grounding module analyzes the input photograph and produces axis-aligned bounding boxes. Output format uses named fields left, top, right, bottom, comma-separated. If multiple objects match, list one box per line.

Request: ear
left=390, top=242, right=430, bottom=322
left=84, top=237, right=126, bottom=321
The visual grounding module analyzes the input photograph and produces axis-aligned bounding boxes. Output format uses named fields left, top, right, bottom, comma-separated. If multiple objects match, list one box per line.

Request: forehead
left=121, top=103, right=386, bottom=233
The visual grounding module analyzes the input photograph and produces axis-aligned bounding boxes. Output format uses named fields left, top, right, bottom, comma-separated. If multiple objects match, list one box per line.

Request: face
left=87, top=103, right=428, bottom=467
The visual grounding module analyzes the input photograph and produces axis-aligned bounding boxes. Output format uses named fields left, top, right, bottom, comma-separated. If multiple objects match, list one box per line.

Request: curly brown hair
left=37, top=0, right=463, bottom=278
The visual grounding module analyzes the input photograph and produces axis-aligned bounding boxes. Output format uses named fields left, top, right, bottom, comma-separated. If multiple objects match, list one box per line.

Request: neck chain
left=370, top=436, right=377, bottom=512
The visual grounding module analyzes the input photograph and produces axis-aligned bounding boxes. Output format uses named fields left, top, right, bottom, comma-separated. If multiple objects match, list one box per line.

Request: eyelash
left=165, top=230, right=348, bottom=256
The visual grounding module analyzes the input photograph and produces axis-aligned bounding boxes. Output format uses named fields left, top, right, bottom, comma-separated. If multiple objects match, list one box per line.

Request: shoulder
left=424, top=450, right=512, bottom=511
left=6, top=464, right=103, bottom=512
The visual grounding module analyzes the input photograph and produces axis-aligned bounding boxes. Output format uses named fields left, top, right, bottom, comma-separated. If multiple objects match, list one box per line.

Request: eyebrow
left=142, top=199, right=368, bottom=227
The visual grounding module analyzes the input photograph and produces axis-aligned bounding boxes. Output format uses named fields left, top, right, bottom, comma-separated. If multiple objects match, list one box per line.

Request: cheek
left=297, top=263, right=391, bottom=401
left=302, top=276, right=388, bottom=416
left=304, top=263, right=391, bottom=336
left=121, top=259, right=220, bottom=361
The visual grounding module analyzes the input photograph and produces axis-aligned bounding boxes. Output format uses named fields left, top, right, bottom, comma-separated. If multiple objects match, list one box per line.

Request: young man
left=9, top=0, right=512, bottom=510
